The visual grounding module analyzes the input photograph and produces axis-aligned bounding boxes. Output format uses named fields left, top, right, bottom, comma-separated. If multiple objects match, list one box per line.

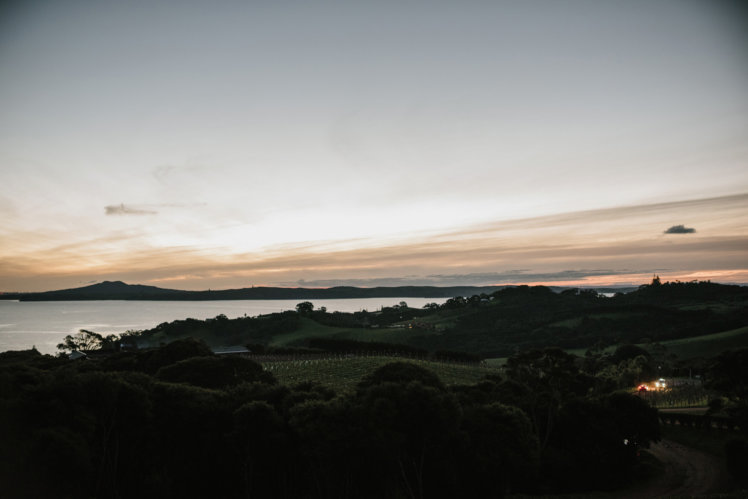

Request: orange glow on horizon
left=508, top=270, right=748, bottom=289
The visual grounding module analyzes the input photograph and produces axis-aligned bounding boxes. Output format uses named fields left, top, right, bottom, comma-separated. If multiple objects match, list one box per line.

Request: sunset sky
left=1, top=0, right=747, bottom=292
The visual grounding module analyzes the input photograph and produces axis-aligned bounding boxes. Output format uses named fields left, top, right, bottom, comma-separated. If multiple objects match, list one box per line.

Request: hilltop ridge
left=1, top=280, right=521, bottom=301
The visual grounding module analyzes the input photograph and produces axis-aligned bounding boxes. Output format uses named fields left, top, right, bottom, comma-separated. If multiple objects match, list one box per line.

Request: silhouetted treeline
left=0, top=343, right=661, bottom=498
left=622, top=278, right=748, bottom=306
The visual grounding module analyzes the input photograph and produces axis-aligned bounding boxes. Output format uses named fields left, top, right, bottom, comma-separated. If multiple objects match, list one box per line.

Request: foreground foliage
left=0, top=342, right=664, bottom=498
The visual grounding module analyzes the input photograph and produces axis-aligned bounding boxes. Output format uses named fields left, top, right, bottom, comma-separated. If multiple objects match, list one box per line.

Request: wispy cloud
left=105, top=204, right=157, bottom=216
left=104, top=202, right=206, bottom=216
left=664, top=224, right=696, bottom=234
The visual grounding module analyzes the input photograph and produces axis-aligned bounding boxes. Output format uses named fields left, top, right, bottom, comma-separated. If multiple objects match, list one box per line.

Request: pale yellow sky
left=2, top=194, right=746, bottom=291
left=1, top=1, right=747, bottom=292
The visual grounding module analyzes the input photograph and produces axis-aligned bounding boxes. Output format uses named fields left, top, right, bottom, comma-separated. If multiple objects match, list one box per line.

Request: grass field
left=550, top=326, right=748, bottom=361
left=262, top=355, right=499, bottom=392
left=484, top=326, right=748, bottom=366
left=656, top=326, right=748, bottom=360
left=548, top=312, right=638, bottom=329
left=268, top=318, right=363, bottom=346
left=267, top=317, right=748, bottom=374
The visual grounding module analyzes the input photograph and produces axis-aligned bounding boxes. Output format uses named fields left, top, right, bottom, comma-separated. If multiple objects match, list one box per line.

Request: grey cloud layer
left=285, top=269, right=663, bottom=288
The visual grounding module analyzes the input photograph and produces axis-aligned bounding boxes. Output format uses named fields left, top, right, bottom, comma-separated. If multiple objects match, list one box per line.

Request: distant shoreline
left=0, top=280, right=638, bottom=301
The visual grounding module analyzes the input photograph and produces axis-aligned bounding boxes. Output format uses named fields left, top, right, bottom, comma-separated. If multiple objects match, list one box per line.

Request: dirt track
left=508, top=438, right=740, bottom=499
left=607, top=439, right=734, bottom=498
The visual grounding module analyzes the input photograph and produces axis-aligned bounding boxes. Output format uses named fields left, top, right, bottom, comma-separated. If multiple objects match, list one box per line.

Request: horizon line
left=3, top=277, right=745, bottom=295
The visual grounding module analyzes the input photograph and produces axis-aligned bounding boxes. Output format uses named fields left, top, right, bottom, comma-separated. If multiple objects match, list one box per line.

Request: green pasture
left=548, top=311, right=637, bottom=329
left=264, top=316, right=748, bottom=375
left=484, top=326, right=748, bottom=366
left=656, top=326, right=748, bottom=360
left=268, top=318, right=361, bottom=346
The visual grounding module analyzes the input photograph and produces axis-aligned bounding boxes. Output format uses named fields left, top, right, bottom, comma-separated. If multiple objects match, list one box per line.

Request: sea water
left=0, top=297, right=446, bottom=355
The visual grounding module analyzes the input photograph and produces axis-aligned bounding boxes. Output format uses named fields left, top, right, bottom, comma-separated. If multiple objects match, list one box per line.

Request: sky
left=1, top=0, right=747, bottom=292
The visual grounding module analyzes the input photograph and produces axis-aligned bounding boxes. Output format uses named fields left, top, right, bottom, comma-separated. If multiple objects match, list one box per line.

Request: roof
left=212, top=346, right=251, bottom=355
left=68, top=350, right=88, bottom=360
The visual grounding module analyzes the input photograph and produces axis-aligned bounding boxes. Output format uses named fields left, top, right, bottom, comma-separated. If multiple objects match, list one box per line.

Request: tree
left=358, top=362, right=445, bottom=391
left=100, top=334, right=121, bottom=352
left=295, top=301, right=314, bottom=315
left=231, top=401, right=288, bottom=498
left=545, top=392, right=660, bottom=491
left=289, top=398, right=360, bottom=496
left=610, top=344, right=651, bottom=365
left=444, top=296, right=466, bottom=309
left=505, top=348, right=593, bottom=450
left=706, top=348, right=748, bottom=432
left=706, top=348, right=748, bottom=401
left=57, top=329, right=105, bottom=352
left=138, top=337, right=214, bottom=374
left=353, top=379, right=463, bottom=498
left=460, top=403, right=538, bottom=496
left=156, top=355, right=273, bottom=389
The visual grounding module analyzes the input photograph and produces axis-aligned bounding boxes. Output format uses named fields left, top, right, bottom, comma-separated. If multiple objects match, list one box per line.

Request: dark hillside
left=8, top=281, right=509, bottom=301
left=15, top=280, right=185, bottom=300
left=614, top=279, right=748, bottom=307
left=406, top=281, right=748, bottom=357
left=106, top=280, right=748, bottom=359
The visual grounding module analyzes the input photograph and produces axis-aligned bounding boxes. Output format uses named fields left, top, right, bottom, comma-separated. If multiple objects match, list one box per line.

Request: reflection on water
left=0, top=297, right=447, bottom=355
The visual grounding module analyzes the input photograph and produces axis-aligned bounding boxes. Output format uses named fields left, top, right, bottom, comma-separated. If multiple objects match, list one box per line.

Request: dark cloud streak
left=105, top=204, right=157, bottom=216
left=665, top=225, right=696, bottom=234
left=104, top=202, right=206, bottom=216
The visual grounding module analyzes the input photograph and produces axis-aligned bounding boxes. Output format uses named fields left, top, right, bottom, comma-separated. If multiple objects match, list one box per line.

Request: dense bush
left=725, top=438, right=748, bottom=482
left=0, top=346, right=663, bottom=498
left=156, top=355, right=273, bottom=389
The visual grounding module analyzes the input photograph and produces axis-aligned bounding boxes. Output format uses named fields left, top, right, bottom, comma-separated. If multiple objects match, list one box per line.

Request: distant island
left=0, top=280, right=506, bottom=301
left=0, top=279, right=636, bottom=301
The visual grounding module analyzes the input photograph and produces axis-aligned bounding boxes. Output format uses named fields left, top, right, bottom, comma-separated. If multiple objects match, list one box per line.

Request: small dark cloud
left=664, top=225, right=696, bottom=234
left=105, top=204, right=157, bottom=216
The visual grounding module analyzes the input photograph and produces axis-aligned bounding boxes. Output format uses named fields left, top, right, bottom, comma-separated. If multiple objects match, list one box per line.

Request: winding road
left=608, top=439, right=734, bottom=498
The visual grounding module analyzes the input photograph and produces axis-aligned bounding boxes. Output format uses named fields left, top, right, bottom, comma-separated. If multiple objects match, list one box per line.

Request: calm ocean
left=0, top=297, right=446, bottom=355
